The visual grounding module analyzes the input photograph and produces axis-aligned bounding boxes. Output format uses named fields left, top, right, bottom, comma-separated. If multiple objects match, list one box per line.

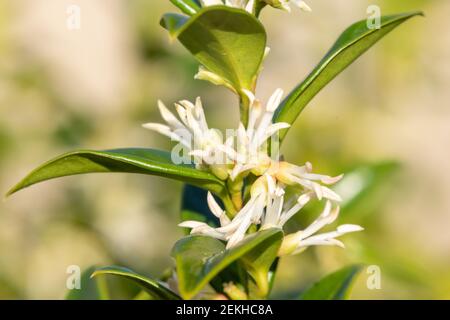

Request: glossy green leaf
left=240, top=232, right=283, bottom=298
left=170, top=0, right=201, bottom=15
left=161, top=13, right=189, bottom=37
left=66, top=266, right=109, bottom=300
left=300, top=265, right=363, bottom=300
left=172, top=228, right=283, bottom=299
left=92, top=266, right=181, bottom=300
left=274, top=11, right=423, bottom=141
left=7, top=148, right=225, bottom=196
left=161, top=6, right=267, bottom=93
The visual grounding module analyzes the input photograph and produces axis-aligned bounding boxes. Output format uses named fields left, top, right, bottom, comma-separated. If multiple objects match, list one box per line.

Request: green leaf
left=172, top=228, right=283, bottom=299
left=170, top=0, right=201, bottom=15
left=273, top=11, right=423, bottom=141
left=161, top=6, right=267, bottom=93
left=161, top=13, right=189, bottom=37
left=7, top=148, right=225, bottom=196
left=240, top=232, right=283, bottom=298
left=300, top=265, right=363, bottom=300
left=92, top=266, right=181, bottom=300
left=66, top=266, right=110, bottom=300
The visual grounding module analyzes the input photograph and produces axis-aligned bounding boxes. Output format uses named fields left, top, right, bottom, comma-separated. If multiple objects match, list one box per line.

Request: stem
left=231, top=192, right=243, bottom=211
left=223, top=282, right=248, bottom=300
left=239, top=93, right=251, bottom=127
left=252, top=270, right=270, bottom=299
left=254, top=2, right=267, bottom=18
left=227, top=177, right=244, bottom=212
left=220, top=191, right=238, bottom=218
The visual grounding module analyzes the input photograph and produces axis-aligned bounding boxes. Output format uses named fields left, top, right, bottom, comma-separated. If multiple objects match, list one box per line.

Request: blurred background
left=0, top=0, right=448, bottom=299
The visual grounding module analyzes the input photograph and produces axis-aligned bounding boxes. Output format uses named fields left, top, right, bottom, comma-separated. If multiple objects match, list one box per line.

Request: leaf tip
left=4, top=183, right=21, bottom=198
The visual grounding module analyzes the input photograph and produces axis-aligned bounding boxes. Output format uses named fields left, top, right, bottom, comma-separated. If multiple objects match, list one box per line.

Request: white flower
left=145, top=92, right=362, bottom=253
left=200, top=0, right=224, bottom=6
left=143, top=97, right=231, bottom=179
left=179, top=174, right=272, bottom=248
left=274, top=161, right=344, bottom=202
left=261, top=187, right=313, bottom=229
left=221, top=88, right=290, bottom=180
left=180, top=174, right=363, bottom=253
left=286, top=0, right=311, bottom=12
left=263, top=0, right=311, bottom=12
left=199, top=0, right=311, bottom=14
left=200, top=0, right=255, bottom=14
left=279, top=201, right=364, bottom=255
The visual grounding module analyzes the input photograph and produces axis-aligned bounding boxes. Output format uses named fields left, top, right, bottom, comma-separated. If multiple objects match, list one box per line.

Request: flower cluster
left=144, top=88, right=363, bottom=255
left=200, top=0, right=311, bottom=14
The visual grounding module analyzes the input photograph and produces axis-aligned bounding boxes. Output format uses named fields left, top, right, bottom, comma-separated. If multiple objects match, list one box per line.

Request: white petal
left=219, top=214, right=231, bottom=226
left=142, top=122, right=170, bottom=134
left=175, top=104, right=189, bottom=126
left=313, top=183, right=323, bottom=200
left=195, top=97, right=209, bottom=132
left=230, top=163, right=256, bottom=180
left=266, top=88, right=284, bottom=112
left=245, top=0, right=255, bottom=13
left=337, top=224, right=364, bottom=233
left=264, top=187, right=284, bottom=226
left=258, top=122, right=291, bottom=147
left=217, top=195, right=258, bottom=233
left=301, top=201, right=336, bottom=239
left=226, top=213, right=252, bottom=248
left=321, top=186, right=343, bottom=202
left=191, top=225, right=226, bottom=240
left=157, top=100, right=185, bottom=130
left=216, top=143, right=238, bottom=161
left=297, top=238, right=344, bottom=250
left=247, top=100, right=262, bottom=140
left=291, top=0, right=311, bottom=12
left=200, top=0, right=223, bottom=6
left=278, top=192, right=311, bottom=226
left=178, top=221, right=207, bottom=229
left=266, top=174, right=276, bottom=194
left=264, top=46, right=271, bottom=59
left=242, top=89, right=256, bottom=105
left=265, top=122, right=291, bottom=135
left=207, top=192, right=225, bottom=218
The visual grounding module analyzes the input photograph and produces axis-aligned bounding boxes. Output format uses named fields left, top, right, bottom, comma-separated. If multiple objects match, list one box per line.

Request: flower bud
left=194, top=66, right=236, bottom=92
left=211, top=164, right=229, bottom=181
left=278, top=232, right=301, bottom=256
left=260, top=0, right=289, bottom=11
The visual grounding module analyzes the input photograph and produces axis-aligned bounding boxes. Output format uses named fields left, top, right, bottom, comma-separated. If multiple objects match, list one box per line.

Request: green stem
left=239, top=93, right=251, bottom=127
left=227, top=177, right=244, bottom=212
left=254, top=271, right=270, bottom=298
left=220, top=191, right=238, bottom=218
left=254, top=2, right=267, bottom=18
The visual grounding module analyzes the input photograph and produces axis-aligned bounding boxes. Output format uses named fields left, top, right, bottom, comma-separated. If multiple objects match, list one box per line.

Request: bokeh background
left=1, top=0, right=449, bottom=299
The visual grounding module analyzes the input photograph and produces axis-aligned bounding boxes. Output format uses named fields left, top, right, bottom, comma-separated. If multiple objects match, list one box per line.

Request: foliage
left=7, top=1, right=422, bottom=300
